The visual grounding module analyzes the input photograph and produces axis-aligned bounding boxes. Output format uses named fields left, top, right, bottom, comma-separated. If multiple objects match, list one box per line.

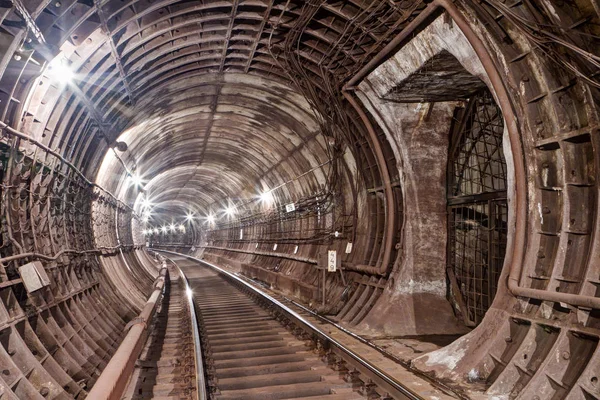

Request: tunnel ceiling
left=5, top=0, right=426, bottom=222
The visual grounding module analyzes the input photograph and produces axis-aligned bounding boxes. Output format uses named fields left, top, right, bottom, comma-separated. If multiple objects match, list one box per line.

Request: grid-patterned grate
left=447, top=89, right=508, bottom=326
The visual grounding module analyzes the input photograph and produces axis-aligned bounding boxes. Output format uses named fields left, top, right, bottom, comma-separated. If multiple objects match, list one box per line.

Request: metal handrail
left=156, top=249, right=423, bottom=400
left=87, top=265, right=168, bottom=400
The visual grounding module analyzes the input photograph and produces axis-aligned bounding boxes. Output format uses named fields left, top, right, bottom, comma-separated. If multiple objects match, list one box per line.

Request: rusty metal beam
left=94, top=0, right=136, bottom=105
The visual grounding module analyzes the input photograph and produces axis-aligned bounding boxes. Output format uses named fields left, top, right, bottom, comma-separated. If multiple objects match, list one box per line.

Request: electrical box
left=19, top=261, right=51, bottom=293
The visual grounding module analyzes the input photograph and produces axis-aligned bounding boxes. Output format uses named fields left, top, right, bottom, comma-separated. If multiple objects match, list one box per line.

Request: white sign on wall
left=327, top=250, right=337, bottom=272
left=19, top=261, right=50, bottom=293
left=285, top=203, right=296, bottom=212
left=345, top=242, right=353, bottom=254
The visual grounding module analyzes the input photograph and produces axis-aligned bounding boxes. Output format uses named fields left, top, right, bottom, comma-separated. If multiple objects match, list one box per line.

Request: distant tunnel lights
left=129, top=172, right=144, bottom=188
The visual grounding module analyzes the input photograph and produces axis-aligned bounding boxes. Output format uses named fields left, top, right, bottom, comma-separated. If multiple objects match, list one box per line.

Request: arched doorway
left=447, top=88, right=508, bottom=327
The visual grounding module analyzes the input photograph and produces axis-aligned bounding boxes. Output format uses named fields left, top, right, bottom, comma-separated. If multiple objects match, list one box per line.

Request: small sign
left=273, top=243, right=278, bottom=251
left=293, top=245, right=299, bottom=254
left=239, top=229, right=243, bottom=240
left=327, top=250, right=337, bottom=272
left=19, top=261, right=50, bottom=293
left=345, top=242, right=353, bottom=254
left=285, top=203, right=296, bottom=212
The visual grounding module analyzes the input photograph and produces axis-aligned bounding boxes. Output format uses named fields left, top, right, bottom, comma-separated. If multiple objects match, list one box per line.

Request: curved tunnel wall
left=0, top=0, right=598, bottom=399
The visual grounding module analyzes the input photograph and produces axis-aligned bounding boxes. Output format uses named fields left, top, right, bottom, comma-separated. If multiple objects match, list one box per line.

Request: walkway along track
left=157, top=250, right=426, bottom=400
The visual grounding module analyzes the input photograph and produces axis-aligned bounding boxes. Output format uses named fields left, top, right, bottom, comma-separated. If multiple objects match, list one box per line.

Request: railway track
left=153, top=250, right=428, bottom=400
left=192, top=268, right=365, bottom=400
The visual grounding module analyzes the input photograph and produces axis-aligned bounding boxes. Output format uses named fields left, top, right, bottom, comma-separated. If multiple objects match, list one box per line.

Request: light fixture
left=154, top=228, right=159, bottom=234
left=225, top=206, right=235, bottom=216
left=129, top=172, right=143, bottom=188
left=260, top=190, right=274, bottom=204
left=47, top=57, right=74, bottom=84
left=161, top=226, right=167, bottom=233
left=179, top=225, right=185, bottom=231
left=185, top=213, right=194, bottom=221
left=169, top=224, right=176, bottom=231
left=140, top=197, right=152, bottom=209
left=206, top=214, right=215, bottom=224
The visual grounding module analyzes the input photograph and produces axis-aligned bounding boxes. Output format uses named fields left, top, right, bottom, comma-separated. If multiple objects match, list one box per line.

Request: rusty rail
left=343, top=0, right=600, bottom=310
left=86, top=264, right=168, bottom=400
left=157, top=252, right=208, bottom=400
left=157, top=249, right=425, bottom=400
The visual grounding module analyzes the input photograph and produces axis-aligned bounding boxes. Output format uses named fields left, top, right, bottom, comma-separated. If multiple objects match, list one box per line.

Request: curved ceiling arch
left=95, top=73, right=331, bottom=225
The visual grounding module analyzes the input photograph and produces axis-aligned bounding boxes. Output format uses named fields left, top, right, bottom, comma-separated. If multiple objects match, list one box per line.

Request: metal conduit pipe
left=344, top=0, right=600, bottom=309
left=0, top=245, right=136, bottom=264
left=87, top=265, right=168, bottom=400
left=0, top=121, right=135, bottom=212
left=342, top=91, right=396, bottom=276
left=204, top=245, right=319, bottom=264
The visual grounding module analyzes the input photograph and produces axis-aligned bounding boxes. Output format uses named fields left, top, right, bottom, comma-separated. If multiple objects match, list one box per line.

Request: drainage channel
left=157, top=250, right=425, bottom=400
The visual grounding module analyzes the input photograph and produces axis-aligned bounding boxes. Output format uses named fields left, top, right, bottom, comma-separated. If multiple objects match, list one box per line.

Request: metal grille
left=447, top=89, right=508, bottom=326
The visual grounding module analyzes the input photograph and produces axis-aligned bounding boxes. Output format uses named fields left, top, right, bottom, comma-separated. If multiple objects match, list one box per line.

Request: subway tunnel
left=0, top=0, right=599, bottom=399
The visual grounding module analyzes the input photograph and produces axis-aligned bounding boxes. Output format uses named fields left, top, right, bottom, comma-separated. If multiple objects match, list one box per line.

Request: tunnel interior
left=0, top=0, right=599, bottom=399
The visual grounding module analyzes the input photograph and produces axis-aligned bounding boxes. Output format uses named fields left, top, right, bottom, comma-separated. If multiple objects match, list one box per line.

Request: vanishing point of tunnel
left=0, top=0, right=599, bottom=399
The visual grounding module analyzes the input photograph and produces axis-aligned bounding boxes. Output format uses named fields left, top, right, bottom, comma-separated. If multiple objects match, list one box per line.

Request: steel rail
left=155, top=249, right=424, bottom=400
left=155, top=252, right=208, bottom=400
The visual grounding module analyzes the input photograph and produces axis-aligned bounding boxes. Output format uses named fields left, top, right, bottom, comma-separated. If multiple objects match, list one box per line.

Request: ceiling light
left=129, top=172, right=144, bottom=188
left=225, top=206, right=235, bottom=216
left=179, top=225, right=185, bottom=231
left=47, top=57, right=74, bottom=84
left=140, top=197, right=152, bottom=209
left=161, top=226, right=167, bottom=233
left=154, top=228, right=159, bottom=234
left=169, top=224, right=176, bottom=231
left=260, top=190, right=274, bottom=204
left=206, top=214, right=215, bottom=224
left=185, top=213, right=194, bottom=221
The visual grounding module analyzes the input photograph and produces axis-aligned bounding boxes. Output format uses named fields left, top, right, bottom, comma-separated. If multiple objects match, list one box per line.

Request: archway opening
left=446, top=88, right=508, bottom=327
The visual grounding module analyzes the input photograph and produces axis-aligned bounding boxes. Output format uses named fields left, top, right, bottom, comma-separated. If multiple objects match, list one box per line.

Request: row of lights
left=138, top=190, right=275, bottom=227
left=142, top=224, right=186, bottom=235
left=201, top=190, right=274, bottom=224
